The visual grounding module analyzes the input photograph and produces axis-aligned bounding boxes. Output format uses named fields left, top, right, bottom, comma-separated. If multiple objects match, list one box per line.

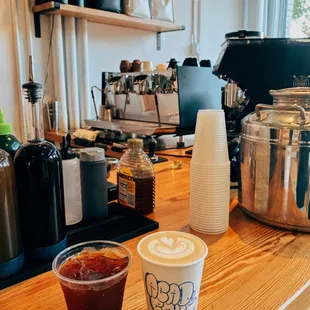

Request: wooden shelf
left=33, top=1, right=185, bottom=34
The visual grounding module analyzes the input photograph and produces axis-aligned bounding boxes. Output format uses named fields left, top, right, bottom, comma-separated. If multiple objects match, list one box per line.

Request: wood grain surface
left=1, top=157, right=310, bottom=310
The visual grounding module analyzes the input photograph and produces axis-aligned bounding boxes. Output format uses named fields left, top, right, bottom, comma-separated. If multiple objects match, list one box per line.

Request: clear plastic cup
left=190, top=170, right=230, bottom=177
left=190, top=161, right=230, bottom=168
left=190, top=197, right=230, bottom=204
left=190, top=184, right=230, bottom=191
left=190, top=216, right=229, bottom=226
left=190, top=182, right=230, bottom=188
left=190, top=194, right=229, bottom=200
left=190, top=192, right=230, bottom=197
left=190, top=175, right=230, bottom=182
left=190, top=171, right=230, bottom=177
left=190, top=216, right=229, bottom=223
left=190, top=202, right=229, bottom=210
left=190, top=200, right=230, bottom=206
left=194, top=110, right=227, bottom=143
left=192, top=149, right=229, bottom=164
left=193, top=135, right=227, bottom=144
left=190, top=177, right=230, bottom=183
left=194, top=134, right=227, bottom=143
left=52, top=241, right=133, bottom=310
left=192, top=110, right=228, bottom=165
left=191, top=180, right=229, bottom=184
left=190, top=209, right=229, bottom=217
left=190, top=190, right=230, bottom=234
left=190, top=216, right=229, bottom=224
left=190, top=223, right=229, bottom=235
left=189, top=221, right=229, bottom=230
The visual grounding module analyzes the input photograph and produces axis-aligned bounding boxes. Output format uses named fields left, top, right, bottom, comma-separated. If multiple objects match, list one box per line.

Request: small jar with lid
left=117, top=138, right=155, bottom=214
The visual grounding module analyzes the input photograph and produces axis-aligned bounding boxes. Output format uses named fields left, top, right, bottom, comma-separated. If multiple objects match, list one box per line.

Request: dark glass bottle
left=15, top=142, right=66, bottom=254
left=15, top=80, right=66, bottom=261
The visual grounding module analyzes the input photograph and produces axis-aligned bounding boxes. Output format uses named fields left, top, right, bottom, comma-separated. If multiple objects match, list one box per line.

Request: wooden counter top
left=1, top=157, right=310, bottom=309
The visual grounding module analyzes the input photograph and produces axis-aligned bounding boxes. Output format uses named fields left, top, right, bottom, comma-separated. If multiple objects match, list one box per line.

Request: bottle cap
left=127, top=138, right=143, bottom=149
left=0, top=109, right=12, bottom=135
left=80, top=147, right=105, bottom=162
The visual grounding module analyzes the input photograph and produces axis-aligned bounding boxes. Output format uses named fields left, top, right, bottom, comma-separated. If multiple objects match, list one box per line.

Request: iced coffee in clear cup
left=138, top=231, right=208, bottom=310
left=53, top=241, right=132, bottom=310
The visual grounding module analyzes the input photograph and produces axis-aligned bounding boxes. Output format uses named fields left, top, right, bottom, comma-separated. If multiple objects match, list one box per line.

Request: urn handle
left=255, top=104, right=307, bottom=125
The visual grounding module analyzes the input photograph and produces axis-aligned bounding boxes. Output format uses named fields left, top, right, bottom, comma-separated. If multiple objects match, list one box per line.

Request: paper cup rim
left=137, top=231, right=208, bottom=268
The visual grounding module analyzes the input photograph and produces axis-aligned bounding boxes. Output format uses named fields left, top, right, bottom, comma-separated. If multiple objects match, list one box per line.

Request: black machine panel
left=177, top=66, right=224, bottom=135
left=213, top=37, right=310, bottom=116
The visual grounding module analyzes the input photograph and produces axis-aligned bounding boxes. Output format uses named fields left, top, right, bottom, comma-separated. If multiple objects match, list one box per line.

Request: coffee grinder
left=213, top=30, right=310, bottom=181
left=213, top=30, right=310, bottom=134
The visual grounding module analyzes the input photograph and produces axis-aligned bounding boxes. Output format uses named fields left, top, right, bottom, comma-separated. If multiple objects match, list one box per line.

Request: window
left=286, top=0, right=310, bottom=37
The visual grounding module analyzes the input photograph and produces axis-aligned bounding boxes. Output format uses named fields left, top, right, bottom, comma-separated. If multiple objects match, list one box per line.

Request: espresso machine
left=84, top=66, right=223, bottom=157
left=213, top=30, right=310, bottom=134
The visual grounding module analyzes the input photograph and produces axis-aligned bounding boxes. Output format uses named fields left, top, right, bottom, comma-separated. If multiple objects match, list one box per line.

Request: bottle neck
left=28, top=103, right=44, bottom=142
left=129, top=147, right=143, bottom=152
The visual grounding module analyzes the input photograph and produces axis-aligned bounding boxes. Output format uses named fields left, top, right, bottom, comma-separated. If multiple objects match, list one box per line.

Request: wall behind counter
left=0, top=0, right=243, bottom=139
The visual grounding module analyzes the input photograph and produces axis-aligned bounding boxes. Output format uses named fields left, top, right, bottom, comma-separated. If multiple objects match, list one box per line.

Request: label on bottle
left=118, top=174, right=136, bottom=208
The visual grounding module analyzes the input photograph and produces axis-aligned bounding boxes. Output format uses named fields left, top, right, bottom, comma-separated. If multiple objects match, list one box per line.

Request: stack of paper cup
left=190, top=110, right=230, bottom=234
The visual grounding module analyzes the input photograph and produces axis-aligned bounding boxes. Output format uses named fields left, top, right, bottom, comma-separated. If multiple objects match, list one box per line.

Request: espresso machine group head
left=213, top=30, right=310, bottom=133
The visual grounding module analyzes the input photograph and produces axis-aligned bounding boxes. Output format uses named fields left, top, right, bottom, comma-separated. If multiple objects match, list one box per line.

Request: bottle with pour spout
left=14, top=76, right=66, bottom=261
left=117, top=138, right=155, bottom=214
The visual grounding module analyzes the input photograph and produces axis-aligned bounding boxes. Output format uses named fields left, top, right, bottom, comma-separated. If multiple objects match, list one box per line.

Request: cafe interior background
left=3, top=0, right=310, bottom=309
left=0, top=0, right=300, bottom=138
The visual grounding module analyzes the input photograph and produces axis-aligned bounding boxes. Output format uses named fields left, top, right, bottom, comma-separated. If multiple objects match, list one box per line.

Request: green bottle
left=0, top=109, right=22, bottom=158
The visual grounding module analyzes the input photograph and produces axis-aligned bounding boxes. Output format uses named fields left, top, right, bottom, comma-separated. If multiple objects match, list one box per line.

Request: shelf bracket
left=34, top=3, right=61, bottom=38
left=157, top=32, right=162, bottom=51
left=156, top=26, right=186, bottom=51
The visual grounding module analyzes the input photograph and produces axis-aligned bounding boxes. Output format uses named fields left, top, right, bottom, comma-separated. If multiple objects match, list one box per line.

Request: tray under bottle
left=0, top=202, right=158, bottom=290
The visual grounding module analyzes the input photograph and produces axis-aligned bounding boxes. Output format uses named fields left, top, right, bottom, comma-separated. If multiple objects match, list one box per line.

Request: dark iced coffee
left=53, top=241, right=132, bottom=310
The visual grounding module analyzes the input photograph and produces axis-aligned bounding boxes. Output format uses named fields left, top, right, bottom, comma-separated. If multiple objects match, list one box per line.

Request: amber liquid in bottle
left=117, top=174, right=155, bottom=214
left=117, top=138, right=155, bottom=214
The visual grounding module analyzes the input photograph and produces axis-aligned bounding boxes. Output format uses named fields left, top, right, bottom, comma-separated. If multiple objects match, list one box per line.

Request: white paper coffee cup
left=137, top=231, right=208, bottom=310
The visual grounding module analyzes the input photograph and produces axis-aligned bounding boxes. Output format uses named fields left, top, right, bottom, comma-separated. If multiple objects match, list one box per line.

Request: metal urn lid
left=270, top=87, right=310, bottom=107
left=245, top=87, right=310, bottom=129
left=241, top=87, right=310, bottom=144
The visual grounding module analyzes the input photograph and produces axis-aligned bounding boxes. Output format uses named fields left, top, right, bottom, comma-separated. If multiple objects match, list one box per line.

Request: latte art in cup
left=139, top=231, right=207, bottom=265
left=138, top=231, right=208, bottom=310
left=148, top=237, right=195, bottom=258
